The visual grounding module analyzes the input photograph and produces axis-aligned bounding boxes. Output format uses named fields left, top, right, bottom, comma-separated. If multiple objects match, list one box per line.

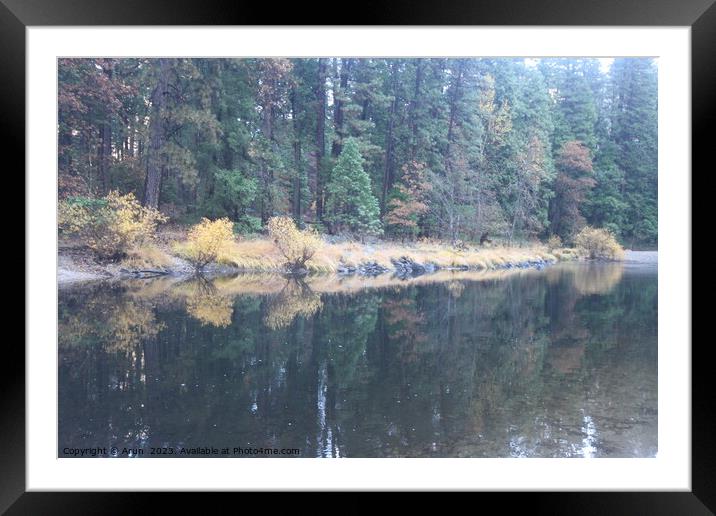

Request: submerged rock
left=119, top=267, right=170, bottom=279
left=337, top=264, right=357, bottom=275
left=497, top=258, right=550, bottom=271
left=284, top=267, right=309, bottom=277
left=423, top=262, right=439, bottom=273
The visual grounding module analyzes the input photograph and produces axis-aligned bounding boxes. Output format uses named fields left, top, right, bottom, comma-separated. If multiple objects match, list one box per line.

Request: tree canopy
left=58, top=57, right=658, bottom=246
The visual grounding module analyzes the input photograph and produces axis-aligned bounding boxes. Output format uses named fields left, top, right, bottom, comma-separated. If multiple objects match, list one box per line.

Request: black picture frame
left=6, top=0, right=708, bottom=512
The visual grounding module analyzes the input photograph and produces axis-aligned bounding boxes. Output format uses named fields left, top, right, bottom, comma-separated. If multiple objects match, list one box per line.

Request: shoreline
left=58, top=244, right=573, bottom=287
left=55, top=255, right=653, bottom=314
left=57, top=237, right=654, bottom=288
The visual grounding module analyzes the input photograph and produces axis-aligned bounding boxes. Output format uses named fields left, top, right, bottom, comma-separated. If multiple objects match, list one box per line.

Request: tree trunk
left=315, top=58, right=327, bottom=222
left=260, top=90, right=275, bottom=224
left=445, top=60, right=465, bottom=172
left=144, top=58, right=170, bottom=209
left=291, top=88, right=302, bottom=224
left=509, top=182, right=524, bottom=246
left=98, top=60, right=114, bottom=194
left=381, top=62, right=398, bottom=214
left=99, top=124, right=111, bottom=193
left=58, top=128, right=73, bottom=174
left=409, top=60, right=424, bottom=162
left=331, top=58, right=352, bottom=158
left=128, top=117, right=136, bottom=158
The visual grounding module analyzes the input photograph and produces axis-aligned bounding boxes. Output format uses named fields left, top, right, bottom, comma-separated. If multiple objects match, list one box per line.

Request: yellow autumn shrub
left=574, top=226, right=624, bottom=260
left=267, top=216, right=322, bottom=272
left=58, top=191, right=167, bottom=259
left=546, top=234, right=562, bottom=251
left=178, top=217, right=235, bottom=271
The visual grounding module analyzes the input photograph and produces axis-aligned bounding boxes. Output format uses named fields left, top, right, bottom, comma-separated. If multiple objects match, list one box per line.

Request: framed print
left=7, top=0, right=709, bottom=511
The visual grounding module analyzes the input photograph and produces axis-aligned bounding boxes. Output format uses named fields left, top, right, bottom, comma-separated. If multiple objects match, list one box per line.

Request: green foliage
left=57, top=58, right=658, bottom=246
left=609, top=58, right=658, bottom=245
left=61, top=196, right=108, bottom=211
left=582, top=159, right=628, bottom=238
left=325, top=138, right=382, bottom=236
left=233, top=215, right=263, bottom=235
left=214, top=168, right=256, bottom=206
left=540, top=58, right=599, bottom=153
left=201, top=168, right=259, bottom=233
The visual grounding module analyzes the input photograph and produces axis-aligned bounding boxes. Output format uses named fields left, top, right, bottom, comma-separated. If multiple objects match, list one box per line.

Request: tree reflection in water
left=59, top=262, right=657, bottom=458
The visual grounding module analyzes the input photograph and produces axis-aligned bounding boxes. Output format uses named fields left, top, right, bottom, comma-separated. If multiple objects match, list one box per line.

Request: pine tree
left=325, top=138, right=382, bottom=236
left=541, top=59, right=598, bottom=154
left=583, top=139, right=628, bottom=237
left=611, top=58, right=658, bottom=245
left=58, top=57, right=658, bottom=245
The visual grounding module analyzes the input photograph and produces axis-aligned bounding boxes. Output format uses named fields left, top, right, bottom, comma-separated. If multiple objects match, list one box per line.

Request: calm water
left=58, top=258, right=657, bottom=458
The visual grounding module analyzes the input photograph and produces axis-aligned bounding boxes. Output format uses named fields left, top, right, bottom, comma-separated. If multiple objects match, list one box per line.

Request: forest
left=58, top=57, right=657, bottom=248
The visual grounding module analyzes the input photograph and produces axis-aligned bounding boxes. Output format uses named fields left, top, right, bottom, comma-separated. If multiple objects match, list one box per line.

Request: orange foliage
left=385, top=161, right=432, bottom=238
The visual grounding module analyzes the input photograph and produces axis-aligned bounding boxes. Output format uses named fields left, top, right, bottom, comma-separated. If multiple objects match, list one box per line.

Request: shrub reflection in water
left=58, top=262, right=657, bottom=458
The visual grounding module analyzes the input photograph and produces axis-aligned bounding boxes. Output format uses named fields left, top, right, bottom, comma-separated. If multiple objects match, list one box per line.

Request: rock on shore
left=337, top=261, right=390, bottom=276
left=496, top=258, right=553, bottom=271
left=58, top=246, right=562, bottom=286
left=391, top=256, right=430, bottom=278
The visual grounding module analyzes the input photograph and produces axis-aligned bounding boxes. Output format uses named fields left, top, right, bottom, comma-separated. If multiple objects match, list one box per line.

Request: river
left=58, top=253, right=657, bottom=458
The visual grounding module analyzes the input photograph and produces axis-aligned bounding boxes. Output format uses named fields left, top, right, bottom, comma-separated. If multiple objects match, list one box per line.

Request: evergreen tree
left=541, top=59, right=598, bottom=153
left=583, top=58, right=628, bottom=237
left=57, top=57, right=658, bottom=246
left=325, top=138, right=382, bottom=236
left=202, top=168, right=260, bottom=232
left=610, top=58, right=658, bottom=245
left=583, top=139, right=628, bottom=237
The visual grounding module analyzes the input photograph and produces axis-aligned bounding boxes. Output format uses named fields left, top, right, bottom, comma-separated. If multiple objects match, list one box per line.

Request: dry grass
left=150, top=223, right=579, bottom=274
left=217, top=237, right=570, bottom=274
left=551, top=247, right=581, bottom=261
left=121, top=243, right=174, bottom=270
left=218, top=238, right=286, bottom=270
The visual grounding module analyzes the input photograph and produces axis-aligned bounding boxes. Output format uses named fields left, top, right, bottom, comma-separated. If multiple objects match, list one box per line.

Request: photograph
left=9, top=6, right=702, bottom=503
left=56, top=55, right=658, bottom=459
